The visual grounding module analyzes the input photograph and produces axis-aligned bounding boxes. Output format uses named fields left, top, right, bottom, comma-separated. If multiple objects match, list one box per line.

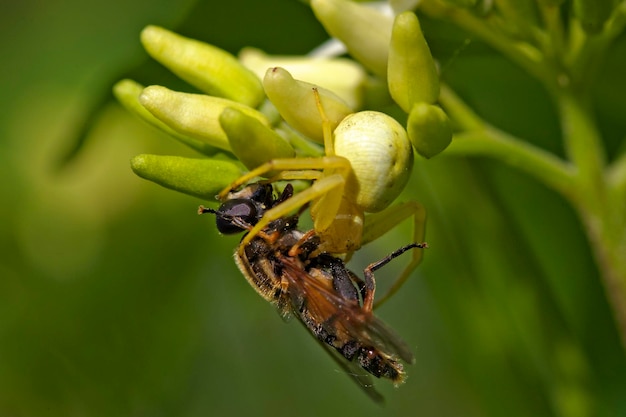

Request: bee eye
left=216, top=199, right=259, bottom=234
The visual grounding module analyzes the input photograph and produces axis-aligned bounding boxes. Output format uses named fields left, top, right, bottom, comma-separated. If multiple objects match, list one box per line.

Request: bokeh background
left=2, top=0, right=626, bottom=416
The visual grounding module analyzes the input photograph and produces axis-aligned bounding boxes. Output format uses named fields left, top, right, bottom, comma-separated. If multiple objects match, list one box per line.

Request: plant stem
left=419, top=0, right=553, bottom=86
left=446, top=129, right=577, bottom=198
left=557, top=89, right=626, bottom=349
left=557, top=91, right=606, bottom=199
left=427, top=0, right=626, bottom=349
left=439, top=86, right=577, bottom=197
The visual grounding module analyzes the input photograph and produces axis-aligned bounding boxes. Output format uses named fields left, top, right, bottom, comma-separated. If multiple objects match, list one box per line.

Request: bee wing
left=360, top=315, right=415, bottom=364
left=305, top=330, right=385, bottom=404
left=280, top=256, right=414, bottom=396
left=281, top=257, right=414, bottom=364
left=277, top=259, right=386, bottom=401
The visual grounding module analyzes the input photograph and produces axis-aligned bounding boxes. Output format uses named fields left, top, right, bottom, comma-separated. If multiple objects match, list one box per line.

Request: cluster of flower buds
left=311, top=0, right=451, bottom=159
left=116, top=1, right=450, bottom=201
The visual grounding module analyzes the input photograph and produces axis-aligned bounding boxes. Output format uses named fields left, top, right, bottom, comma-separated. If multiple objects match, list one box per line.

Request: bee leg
left=325, top=256, right=360, bottom=302
left=287, top=229, right=317, bottom=257
left=361, top=201, right=428, bottom=308
left=362, top=243, right=428, bottom=312
left=274, top=183, right=294, bottom=206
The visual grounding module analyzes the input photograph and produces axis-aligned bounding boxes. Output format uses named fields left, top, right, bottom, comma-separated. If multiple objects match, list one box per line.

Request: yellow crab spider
left=218, top=88, right=426, bottom=307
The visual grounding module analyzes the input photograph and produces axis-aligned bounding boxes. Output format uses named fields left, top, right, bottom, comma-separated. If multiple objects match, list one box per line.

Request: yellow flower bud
left=113, top=79, right=220, bottom=156
left=239, top=47, right=367, bottom=109
left=219, top=107, right=295, bottom=173
left=139, top=85, right=270, bottom=151
left=140, top=26, right=264, bottom=107
left=131, top=154, right=242, bottom=200
left=407, top=102, right=452, bottom=159
left=311, top=0, right=393, bottom=78
left=263, top=67, right=352, bottom=144
left=388, top=12, right=439, bottom=112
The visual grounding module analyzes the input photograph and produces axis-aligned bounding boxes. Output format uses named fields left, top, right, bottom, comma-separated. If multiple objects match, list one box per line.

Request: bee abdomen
left=356, top=347, right=404, bottom=383
left=318, top=328, right=406, bottom=384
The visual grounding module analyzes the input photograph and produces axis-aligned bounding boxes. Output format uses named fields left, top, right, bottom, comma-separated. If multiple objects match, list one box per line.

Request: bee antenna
left=198, top=205, right=218, bottom=215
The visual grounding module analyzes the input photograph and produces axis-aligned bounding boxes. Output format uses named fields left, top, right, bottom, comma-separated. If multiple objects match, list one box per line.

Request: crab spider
left=218, top=89, right=426, bottom=307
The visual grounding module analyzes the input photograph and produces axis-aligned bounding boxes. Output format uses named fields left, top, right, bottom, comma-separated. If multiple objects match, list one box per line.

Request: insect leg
left=360, top=201, right=428, bottom=308
left=362, top=242, right=428, bottom=312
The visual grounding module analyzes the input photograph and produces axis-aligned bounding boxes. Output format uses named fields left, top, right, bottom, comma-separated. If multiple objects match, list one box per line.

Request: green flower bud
left=388, top=12, right=439, bottom=113
left=113, top=79, right=221, bottom=156
left=334, top=111, right=413, bottom=212
left=239, top=47, right=367, bottom=109
left=263, top=67, right=352, bottom=144
left=572, top=0, right=613, bottom=33
left=131, top=154, right=242, bottom=200
left=219, top=107, right=295, bottom=173
left=140, top=26, right=264, bottom=107
left=311, top=0, right=393, bottom=78
left=139, top=85, right=270, bottom=151
left=407, top=102, right=452, bottom=159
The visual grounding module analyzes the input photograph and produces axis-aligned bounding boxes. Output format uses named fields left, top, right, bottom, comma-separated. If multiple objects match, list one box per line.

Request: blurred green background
left=2, top=0, right=625, bottom=416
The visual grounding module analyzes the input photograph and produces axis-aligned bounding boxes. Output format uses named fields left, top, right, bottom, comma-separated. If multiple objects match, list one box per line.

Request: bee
left=216, top=86, right=426, bottom=308
left=199, top=182, right=427, bottom=402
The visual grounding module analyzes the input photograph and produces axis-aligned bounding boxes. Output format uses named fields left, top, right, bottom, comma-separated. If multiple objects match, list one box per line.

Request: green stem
left=419, top=0, right=553, bottom=86
left=439, top=85, right=576, bottom=196
left=557, top=89, right=626, bottom=349
left=426, top=0, right=626, bottom=349
left=445, top=128, right=576, bottom=198
left=557, top=91, right=606, bottom=204
left=439, top=85, right=485, bottom=131
left=567, top=2, right=626, bottom=92
left=443, top=83, right=626, bottom=348
left=608, top=152, right=626, bottom=192
left=536, top=1, right=566, bottom=63
left=606, top=1, right=626, bottom=39
left=575, top=192, right=626, bottom=350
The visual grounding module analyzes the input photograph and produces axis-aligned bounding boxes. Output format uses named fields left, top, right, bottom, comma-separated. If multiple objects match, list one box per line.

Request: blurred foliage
left=1, top=1, right=625, bottom=417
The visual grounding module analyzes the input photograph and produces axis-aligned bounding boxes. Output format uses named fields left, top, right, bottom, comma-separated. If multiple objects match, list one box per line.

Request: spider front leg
left=239, top=173, right=346, bottom=248
left=217, top=155, right=353, bottom=250
left=359, top=201, right=427, bottom=309
left=217, top=156, right=349, bottom=201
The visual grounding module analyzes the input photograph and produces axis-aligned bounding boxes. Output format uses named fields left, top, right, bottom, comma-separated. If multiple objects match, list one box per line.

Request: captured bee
left=199, top=182, right=427, bottom=402
left=216, top=86, right=427, bottom=308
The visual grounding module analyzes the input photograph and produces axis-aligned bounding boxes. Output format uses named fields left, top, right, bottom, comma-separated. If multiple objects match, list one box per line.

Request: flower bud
left=139, top=85, right=270, bottom=151
left=388, top=12, right=439, bottom=113
left=407, top=103, right=452, bottom=158
left=311, top=0, right=393, bottom=78
left=334, top=111, right=413, bottom=212
left=140, top=26, right=264, bottom=107
left=263, top=67, right=352, bottom=144
left=239, top=47, right=367, bottom=109
left=113, top=79, right=220, bottom=156
left=131, top=154, right=242, bottom=200
left=219, top=107, right=295, bottom=173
